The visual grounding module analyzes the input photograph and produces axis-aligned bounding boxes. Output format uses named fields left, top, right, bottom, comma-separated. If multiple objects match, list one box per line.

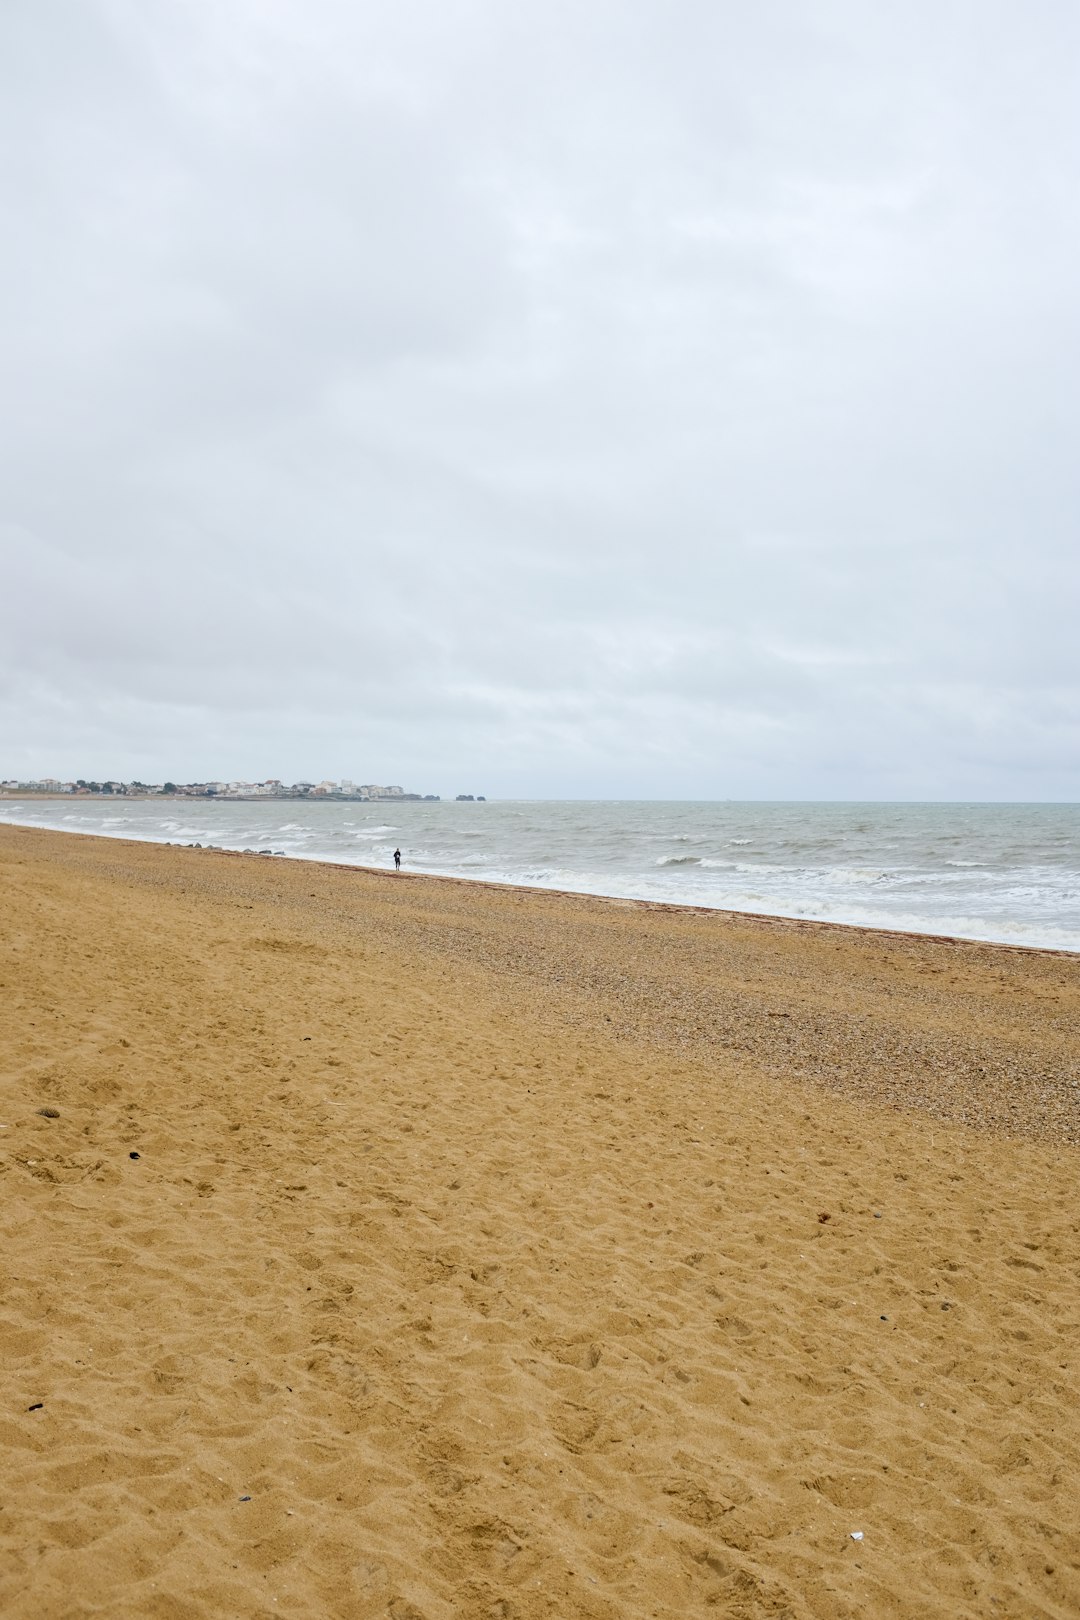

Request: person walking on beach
left=393, top=848, right=402, bottom=871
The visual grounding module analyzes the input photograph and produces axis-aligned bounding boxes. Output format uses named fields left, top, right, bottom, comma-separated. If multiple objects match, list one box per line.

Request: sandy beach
left=2, top=823, right=1078, bottom=1619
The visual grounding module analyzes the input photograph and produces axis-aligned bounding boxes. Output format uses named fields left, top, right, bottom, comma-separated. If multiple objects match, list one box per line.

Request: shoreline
left=2, top=821, right=1079, bottom=1617
left=1, top=809, right=1075, bottom=960
left=5, top=820, right=1079, bottom=1143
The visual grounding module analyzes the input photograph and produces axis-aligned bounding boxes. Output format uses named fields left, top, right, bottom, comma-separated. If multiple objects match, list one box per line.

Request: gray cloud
left=1, top=0, right=1077, bottom=796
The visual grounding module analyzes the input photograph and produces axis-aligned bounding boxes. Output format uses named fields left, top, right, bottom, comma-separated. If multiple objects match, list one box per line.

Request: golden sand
left=2, top=823, right=1079, bottom=1619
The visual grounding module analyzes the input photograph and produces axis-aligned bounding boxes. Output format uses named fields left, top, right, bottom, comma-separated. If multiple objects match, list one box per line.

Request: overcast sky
left=1, top=1, right=1077, bottom=798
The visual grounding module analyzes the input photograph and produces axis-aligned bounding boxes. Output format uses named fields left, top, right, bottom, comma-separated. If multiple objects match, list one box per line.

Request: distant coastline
left=1, top=777, right=485, bottom=803
left=0, top=791, right=444, bottom=802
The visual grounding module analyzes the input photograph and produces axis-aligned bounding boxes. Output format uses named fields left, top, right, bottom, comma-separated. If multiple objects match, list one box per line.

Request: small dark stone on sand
left=239, top=1495, right=252, bottom=1501
left=28, top=1403, right=43, bottom=1411
left=37, top=1107, right=60, bottom=1119
left=129, top=1151, right=141, bottom=1160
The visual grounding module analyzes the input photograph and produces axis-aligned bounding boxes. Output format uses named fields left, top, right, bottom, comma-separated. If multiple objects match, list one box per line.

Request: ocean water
left=2, top=798, right=1078, bottom=953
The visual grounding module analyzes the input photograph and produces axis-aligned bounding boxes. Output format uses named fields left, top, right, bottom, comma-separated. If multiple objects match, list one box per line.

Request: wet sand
left=2, top=823, right=1079, bottom=1619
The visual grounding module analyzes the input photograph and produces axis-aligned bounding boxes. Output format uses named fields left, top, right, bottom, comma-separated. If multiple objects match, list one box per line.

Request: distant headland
left=0, top=777, right=486, bottom=802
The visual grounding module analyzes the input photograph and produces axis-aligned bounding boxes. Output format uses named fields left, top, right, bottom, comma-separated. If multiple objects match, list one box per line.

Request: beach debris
left=818, top=1212, right=831, bottom=1223
left=37, top=1107, right=60, bottom=1119
left=129, top=1151, right=141, bottom=1160
left=849, top=1531, right=864, bottom=1542
left=880, top=1315, right=888, bottom=1321
left=239, top=1495, right=252, bottom=1502
left=28, top=1403, right=43, bottom=1411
